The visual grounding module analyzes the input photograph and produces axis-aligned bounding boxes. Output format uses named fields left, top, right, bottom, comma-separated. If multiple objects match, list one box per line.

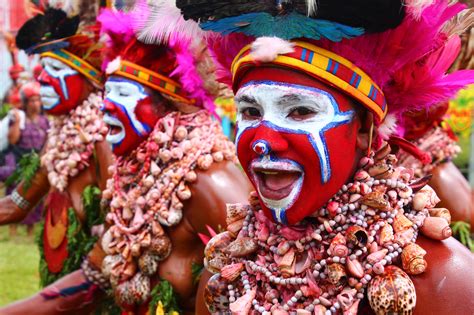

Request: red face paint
left=102, top=77, right=165, bottom=156
left=235, top=68, right=361, bottom=225
left=38, top=57, right=88, bottom=115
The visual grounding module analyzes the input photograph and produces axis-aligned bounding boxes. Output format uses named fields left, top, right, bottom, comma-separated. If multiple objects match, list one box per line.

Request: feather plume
left=134, top=0, right=203, bottom=45
left=200, top=12, right=364, bottom=41
left=378, top=113, right=397, bottom=139
left=170, top=39, right=216, bottom=112
left=177, top=0, right=405, bottom=33
left=443, top=7, right=474, bottom=37
left=48, top=0, right=80, bottom=17
left=306, top=0, right=318, bottom=16
left=250, top=37, right=294, bottom=62
left=97, top=9, right=135, bottom=69
left=206, top=0, right=474, bottom=127
left=404, top=0, right=435, bottom=19
left=206, top=33, right=254, bottom=86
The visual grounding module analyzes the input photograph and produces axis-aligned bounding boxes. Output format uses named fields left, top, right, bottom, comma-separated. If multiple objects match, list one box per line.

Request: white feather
left=134, top=0, right=203, bottom=45
left=404, top=0, right=435, bottom=19
left=306, top=0, right=318, bottom=16
left=106, top=57, right=121, bottom=75
left=250, top=37, right=295, bottom=63
left=48, top=0, right=80, bottom=17
left=377, top=113, right=398, bottom=139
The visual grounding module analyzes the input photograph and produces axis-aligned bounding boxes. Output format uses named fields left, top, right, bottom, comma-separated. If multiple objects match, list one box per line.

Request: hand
left=10, top=109, right=20, bottom=123
left=0, top=196, right=27, bottom=225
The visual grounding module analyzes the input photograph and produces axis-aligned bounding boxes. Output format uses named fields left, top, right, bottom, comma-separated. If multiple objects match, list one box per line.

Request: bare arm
left=0, top=270, right=105, bottom=315
left=7, top=111, right=21, bottom=145
left=429, top=161, right=472, bottom=224
left=0, top=166, right=50, bottom=224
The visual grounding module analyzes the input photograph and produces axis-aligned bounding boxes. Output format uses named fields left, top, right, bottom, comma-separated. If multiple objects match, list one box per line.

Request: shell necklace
left=41, top=92, right=107, bottom=192
left=100, top=110, right=236, bottom=307
left=204, top=143, right=452, bottom=315
left=398, top=126, right=461, bottom=178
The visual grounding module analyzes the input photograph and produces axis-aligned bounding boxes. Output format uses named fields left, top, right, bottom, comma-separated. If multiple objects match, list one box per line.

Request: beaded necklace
left=41, top=92, right=107, bottom=192
left=99, top=110, right=236, bottom=307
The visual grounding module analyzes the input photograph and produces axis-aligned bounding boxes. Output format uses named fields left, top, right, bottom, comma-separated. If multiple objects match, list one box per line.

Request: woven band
left=81, top=259, right=110, bottom=290
left=41, top=49, right=104, bottom=87
left=11, top=189, right=30, bottom=211
left=112, top=60, right=194, bottom=105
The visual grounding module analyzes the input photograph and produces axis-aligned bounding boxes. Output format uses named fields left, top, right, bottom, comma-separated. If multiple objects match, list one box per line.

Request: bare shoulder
left=185, top=161, right=252, bottom=233
left=412, top=236, right=474, bottom=314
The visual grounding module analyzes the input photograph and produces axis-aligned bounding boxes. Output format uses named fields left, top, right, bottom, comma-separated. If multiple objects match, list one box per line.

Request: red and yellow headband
left=41, top=49, right=104, bottom=87
left=231, top=41, right=387, bottom=122
left=110, top=60, right=194, bottom=105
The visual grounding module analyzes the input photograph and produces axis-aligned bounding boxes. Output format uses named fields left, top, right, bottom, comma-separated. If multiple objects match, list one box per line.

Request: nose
left=38, top=70, right=52, bottom=85
left=101, top=99, right=116, bottom=113
left=251, top=123, right=289, bottom=155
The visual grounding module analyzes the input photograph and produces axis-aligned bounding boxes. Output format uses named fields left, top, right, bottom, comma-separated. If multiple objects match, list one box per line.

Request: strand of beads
left=100, top=110, right=236, bottom=308
left=41, top=92, right=107, bottom=191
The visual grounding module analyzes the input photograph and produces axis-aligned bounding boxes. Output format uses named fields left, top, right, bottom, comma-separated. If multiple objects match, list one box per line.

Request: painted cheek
left=134, top=96, right=159, bottom=131
left=42, top=73, right=86, bottom=115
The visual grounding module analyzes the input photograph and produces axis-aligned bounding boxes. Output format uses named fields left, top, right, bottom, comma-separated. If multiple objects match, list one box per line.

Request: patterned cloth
left=0, top=115, right=49, bottom=225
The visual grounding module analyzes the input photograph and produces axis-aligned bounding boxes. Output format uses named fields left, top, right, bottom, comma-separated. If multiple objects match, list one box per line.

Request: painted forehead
left=105, top=76, right=147, bottom=92
left=235, top=81, right=340, bottom=108
left=41, top=57, right=71, bottom=69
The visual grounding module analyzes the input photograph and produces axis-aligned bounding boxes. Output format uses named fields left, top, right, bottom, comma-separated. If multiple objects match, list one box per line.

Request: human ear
left=356, top=111, right=373, bottom=152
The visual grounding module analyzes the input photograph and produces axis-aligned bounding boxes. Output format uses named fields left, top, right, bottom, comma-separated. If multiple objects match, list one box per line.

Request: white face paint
left=102, top=78, right=150, bottom=146
left=40, top=57, right=78, bottom=109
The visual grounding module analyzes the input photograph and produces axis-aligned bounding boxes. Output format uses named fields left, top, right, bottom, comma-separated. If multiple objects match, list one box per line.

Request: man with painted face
left=0, top=1, right=114, bottom=300
left=177, top=0, right=474, bottom=314
left=0, top=3, right=250, bottom=315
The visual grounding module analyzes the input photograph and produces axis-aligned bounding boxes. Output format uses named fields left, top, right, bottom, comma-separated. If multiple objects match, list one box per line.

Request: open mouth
left=40, top=85, right=59, bottom=109
left=103, top=114, right=125, bottom=144
left=251, top=159, right=303, bottom=201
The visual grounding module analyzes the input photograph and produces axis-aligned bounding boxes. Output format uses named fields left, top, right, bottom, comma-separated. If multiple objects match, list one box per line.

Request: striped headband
left=41, top=49, right=104, bottom=87
left=111, top=60, right=194, bottom=105
left=231, top=41, right=387, bottom=122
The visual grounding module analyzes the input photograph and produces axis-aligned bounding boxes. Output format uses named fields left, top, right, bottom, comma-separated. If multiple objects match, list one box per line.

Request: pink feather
left=207, top=0, right=474, bottom=122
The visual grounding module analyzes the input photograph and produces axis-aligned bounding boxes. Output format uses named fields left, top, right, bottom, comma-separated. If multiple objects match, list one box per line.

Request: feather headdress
left=99, top=1, right=220, bottom=112
left=177, top=0, right=405, bottom=40
left=198, top=0, right=474, bottom=138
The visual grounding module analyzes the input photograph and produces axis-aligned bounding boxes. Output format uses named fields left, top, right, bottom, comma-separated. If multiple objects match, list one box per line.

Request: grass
left=0, top=225, right=40, bottom=306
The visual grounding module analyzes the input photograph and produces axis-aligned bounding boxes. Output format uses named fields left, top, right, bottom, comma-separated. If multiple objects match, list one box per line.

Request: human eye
left=287, top=106, right=317, bottom=121
left=240, top=107, right=262, bottom=120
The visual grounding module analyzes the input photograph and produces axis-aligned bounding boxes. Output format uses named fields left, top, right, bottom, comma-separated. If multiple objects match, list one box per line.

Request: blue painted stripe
left=350, top=72, right=357, bottom=85
left=355, top=75, right=362, bottom=88
left=308, top=50, right=315, bottom=63
left=332, top=61, right=339, bottom=74
left=301, top=48, right=307, bottom=62
left=327, top=59, right=333, bottom=72
left=372, top=87, right=377, bottom=100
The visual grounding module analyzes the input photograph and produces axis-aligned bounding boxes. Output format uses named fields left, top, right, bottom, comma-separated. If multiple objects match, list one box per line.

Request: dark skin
left=0, top=161, right=251, bottom=315
left=0, top=139, right=113, bottom=225
left=428, top=161, right=473, bottom=227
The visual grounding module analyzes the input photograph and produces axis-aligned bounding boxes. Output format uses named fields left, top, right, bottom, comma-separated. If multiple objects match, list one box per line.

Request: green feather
left=5, top=151, right=40, bottom=192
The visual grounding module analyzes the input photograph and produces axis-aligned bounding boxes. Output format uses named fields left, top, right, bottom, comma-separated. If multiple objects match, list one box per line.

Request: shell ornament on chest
left=204, top=143, right=451, bottom=315
left=99, top=111, right=237, bottom=308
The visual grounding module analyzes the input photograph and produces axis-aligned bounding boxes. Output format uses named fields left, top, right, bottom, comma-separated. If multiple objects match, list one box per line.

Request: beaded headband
left=41, top=49, right=104, bottom=87
left=111, top=60, right=194, bottom=105
left=232, top=40, right=388, bottom=122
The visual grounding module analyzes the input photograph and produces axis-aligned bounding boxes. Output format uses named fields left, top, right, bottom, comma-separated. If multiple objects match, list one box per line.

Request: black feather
left=16, top=9, right=80, bottom=53
left=176, top=0, right=405, bottom=33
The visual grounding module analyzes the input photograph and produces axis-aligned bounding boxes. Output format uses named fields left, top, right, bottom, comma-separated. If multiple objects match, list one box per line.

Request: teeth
left=261, top=171, right=279, bottom=175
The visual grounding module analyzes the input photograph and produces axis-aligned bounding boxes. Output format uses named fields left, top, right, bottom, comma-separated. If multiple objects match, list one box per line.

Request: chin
left=250, top=157, right=304, bottom=224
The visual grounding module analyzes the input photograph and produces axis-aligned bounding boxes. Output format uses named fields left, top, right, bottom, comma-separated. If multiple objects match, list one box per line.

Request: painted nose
left=101, top=99, right=116, bottom=113
left=38, top=70, right=52, bottom=85
left=251, top=123, right=289, bottom=155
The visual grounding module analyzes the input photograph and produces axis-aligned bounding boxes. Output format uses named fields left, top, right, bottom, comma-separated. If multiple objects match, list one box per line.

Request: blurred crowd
left=0, top=62, right=49, bottom=236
